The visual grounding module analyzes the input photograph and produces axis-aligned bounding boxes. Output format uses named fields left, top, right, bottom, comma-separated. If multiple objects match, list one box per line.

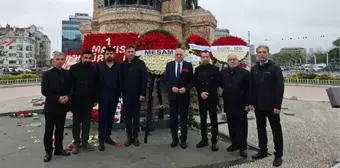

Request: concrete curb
left=0, top=83, right=40, bottom=88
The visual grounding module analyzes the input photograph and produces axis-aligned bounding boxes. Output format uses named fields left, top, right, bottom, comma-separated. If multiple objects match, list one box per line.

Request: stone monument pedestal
left=80, top=0, right=218, bottom=43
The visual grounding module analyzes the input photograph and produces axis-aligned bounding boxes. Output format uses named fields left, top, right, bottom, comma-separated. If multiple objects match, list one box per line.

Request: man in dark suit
left=96, top=47, right=122, bottom=151
left=220, top=54, right=250, bottom=158
left=249, top=45, right=284, bottom=167
left=165, top=48, right=193, bottom=149
left=194, top=50, right=220, bottom=152
left=121, top=46, right=148, bottom=147
left=41, top=52, right=72, bottom=162
left=69, top=50, right=97, bottom=154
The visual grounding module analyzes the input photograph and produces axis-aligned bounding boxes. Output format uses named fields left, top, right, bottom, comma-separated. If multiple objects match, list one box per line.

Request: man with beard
left=194, top=50, right=219, bottom=152
left=96, top=46, right=122, bottom=151
left=69, top=50, right=96, bottom=154
left=41, top=52, right=72, bottom=162
left=165, top=48, right=193, bottom=149
left=220, top=54, right=250, bottom=158
left=249, top=45, right=284, bottom=167
left=121, top=46, right=148, bottom=147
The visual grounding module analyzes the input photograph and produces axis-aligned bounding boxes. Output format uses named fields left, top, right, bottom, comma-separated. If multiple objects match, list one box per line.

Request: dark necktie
left=176, top=63, right=181, bottom=79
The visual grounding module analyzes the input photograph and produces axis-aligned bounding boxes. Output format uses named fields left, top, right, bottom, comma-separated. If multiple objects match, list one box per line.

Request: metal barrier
left=0, top=78, right=339, bottom=86
left=0, top=78, right=41, bottom=85
left=284, top=78, right=340, bottom=86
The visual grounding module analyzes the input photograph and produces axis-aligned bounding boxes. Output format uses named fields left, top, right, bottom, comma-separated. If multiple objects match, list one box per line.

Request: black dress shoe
left=240, top=149, right=248, bottom=158
left=180, top=142, right=187, bottom=149
left=82, top=142, right=94, bottom=151
left=227, top=145, right=237, bottom=152
left=125, top=139, right=132, bottom=147
left=211, top=143, right=219, bottom=152
left=170, top=140, right=178, bottom=148
left=133, top=139, right=140, bottom=146
left=72, top=144, right=81, bottom=154
left=196, top=140, right=209, bottom=148
left=105, top=138, right=116, bottom=145
left=273, top=157, right=282, bottom=167
left=98, top=143, right=105, bottom=151
left=252, top=151, right=268, bottom=159
left=43, top=153, right=52, bottom=162
left=54, top=149, right=70, bottom=156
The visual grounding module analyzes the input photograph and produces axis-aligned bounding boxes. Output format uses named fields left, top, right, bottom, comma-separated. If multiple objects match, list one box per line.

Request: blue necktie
left=177, top=63, right=181, bottom=79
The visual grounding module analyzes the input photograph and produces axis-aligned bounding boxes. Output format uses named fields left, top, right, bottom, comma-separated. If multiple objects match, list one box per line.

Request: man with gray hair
left=249, top=45, right=284, bottom=167
left=41, top=51, right=72, bottom=162
left=220, top=53, right=250, bottom=158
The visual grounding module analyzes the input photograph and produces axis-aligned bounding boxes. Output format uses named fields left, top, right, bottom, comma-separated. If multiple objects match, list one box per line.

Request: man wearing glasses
left=220, top=53, right=251, bottom=158
left=249, top=45, right=284, bottom=167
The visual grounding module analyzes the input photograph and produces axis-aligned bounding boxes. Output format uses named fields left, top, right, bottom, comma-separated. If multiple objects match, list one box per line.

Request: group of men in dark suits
left=42, top=45, right=284, bottom=167
left=41, top=46, right=147, bottom=162
left=165, top=47, right=283, bottom=167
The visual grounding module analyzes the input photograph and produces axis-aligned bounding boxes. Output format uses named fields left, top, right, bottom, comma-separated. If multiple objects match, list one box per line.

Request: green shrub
left=0, top=73, right=40, bottom=80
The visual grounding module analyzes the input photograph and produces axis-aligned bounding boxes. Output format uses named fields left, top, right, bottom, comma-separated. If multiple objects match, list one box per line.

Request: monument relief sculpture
left=185, top=0, right=199, bottom=9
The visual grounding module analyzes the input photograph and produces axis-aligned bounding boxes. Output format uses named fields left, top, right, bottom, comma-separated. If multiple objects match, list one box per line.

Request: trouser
left=169, top=96, right=189, bottom=142
left=98, top=96, right=118, bottom=144
left=44, top=112, right=67, bottom=153
left=72, top=105, right=93, bottom=145
left=198, top=100, right=218, bottom=143
left=125, top=104, right=141, bottom=139
left=255, top=108, right=283, bottom=158
left=227, top=112, right=248, bottom=150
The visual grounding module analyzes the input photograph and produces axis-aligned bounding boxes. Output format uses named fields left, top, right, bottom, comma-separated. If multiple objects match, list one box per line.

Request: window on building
left=0, top=46, right=4, bottom=49
left=9, top=46, right=14, bottom=50
left=9, top=60, right=16, bottom=64
left=19, top=60, right=22, bottom=64
left=18, top=53, right=23, bottom=57
left=9, top=53, right=16, bottom=57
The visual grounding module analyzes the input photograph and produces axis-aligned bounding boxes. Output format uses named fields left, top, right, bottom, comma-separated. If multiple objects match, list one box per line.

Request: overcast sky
left=0, top=0, right=339, bottom=54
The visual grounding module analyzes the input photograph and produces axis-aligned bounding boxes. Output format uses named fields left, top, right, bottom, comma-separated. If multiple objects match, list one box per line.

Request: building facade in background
left=0, top=24, right=51, bottom=69
left=214, top=28, right=230, bottom=40
left=62, top=13, right=91, bottom=53
left=280, top=47, right=307, bottom=56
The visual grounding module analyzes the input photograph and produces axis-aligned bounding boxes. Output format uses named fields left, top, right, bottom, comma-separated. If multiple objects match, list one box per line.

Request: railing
left=0, top=78, right=339, bottom=86
left=284, top=78, right=340, bottom=86
left=0, top=78, right=41, bottom=85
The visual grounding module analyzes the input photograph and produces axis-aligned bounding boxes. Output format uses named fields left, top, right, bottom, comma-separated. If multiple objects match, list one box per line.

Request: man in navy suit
left=165, top=48, right=194, bottom=149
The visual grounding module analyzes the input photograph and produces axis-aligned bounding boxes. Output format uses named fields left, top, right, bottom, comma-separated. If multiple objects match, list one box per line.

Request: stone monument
left=80, top=0, right=217, bottom=43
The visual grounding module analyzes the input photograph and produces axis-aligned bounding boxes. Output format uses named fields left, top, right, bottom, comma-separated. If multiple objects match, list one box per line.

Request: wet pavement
left=0, top=115, right=256, bottom=168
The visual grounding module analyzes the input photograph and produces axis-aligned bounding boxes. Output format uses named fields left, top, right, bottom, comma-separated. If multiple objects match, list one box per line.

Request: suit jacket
left=121, top=57, right=148, bottom=106
left=165, top=60, right=193, bottom=101
left=194, top=64, right=220, bottom=103
left=69, top=63, right=97, bottom=111
left=41, top=67, right=72, bottom=114
left=220, top=66, right=250, bottom=112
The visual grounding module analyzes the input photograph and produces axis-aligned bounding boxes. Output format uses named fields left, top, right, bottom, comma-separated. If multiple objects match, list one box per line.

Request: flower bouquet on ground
left=136, top=29, right=179, bottom=76
left=211, top=36, right=248, bottom=67
left=10, top=111, right=34, bottom=118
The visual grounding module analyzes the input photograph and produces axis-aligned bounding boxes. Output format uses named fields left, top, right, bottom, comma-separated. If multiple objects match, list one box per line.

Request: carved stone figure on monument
left=114, top=0, right=124, bottom=5
left=96, top=0, right=105, bottom=8
left=185, top=0, right=200, bottom=9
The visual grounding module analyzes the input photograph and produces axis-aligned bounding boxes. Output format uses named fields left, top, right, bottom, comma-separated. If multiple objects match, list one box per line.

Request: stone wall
left=98, top=8, right=162, bottom=33
left=81, top=0, right=218, bottom=43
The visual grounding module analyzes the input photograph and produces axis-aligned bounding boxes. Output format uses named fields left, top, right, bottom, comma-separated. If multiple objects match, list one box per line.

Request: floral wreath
left=136, top=29, right=179, bottom=76
left=184, top=34, right=212, bottom=68
left=211, top=36, right=248, bottom=68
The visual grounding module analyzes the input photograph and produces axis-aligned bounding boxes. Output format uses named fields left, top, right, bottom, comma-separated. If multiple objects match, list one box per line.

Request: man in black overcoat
left=41, top=52, right=72, bottom=162
left=220, top=54, right=250, bottom=158
left=69, top=50, right=97, bottom=154
left=194, top=50, right=220, bottom=151
left=121, top=46, right=148, bottom=147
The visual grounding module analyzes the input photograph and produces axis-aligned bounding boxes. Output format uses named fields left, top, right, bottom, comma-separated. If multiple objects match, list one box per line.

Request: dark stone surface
left=0, top=115, right=256, bottom=168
